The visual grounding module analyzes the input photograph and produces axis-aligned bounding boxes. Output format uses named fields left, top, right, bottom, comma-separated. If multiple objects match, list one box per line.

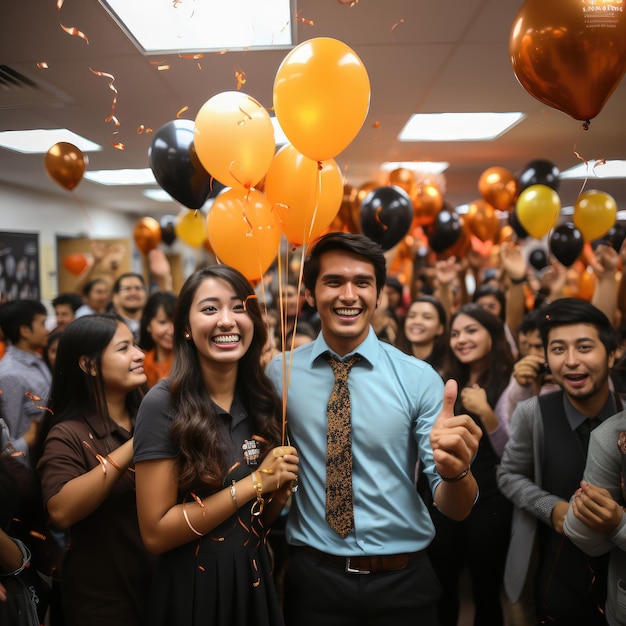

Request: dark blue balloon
left=360, top=186, right=413, bottom=250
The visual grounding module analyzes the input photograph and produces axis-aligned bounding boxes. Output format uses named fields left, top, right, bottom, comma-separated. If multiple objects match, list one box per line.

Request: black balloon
left=360, top=186, right=413, bottom=250
left=550, top=223, right=583, bottom=267
left=159, top=214, right=177, bottom=246
left=528, top=247, right=548, bottom=271
left=426, top=209, right=462, bottom=253
left=593, top=222, right=626, bottom=252
left=509, top=209, right=529, bottom=239
left=519, top=159, right=560, bottom=192
left=149, top=119, right=224, bottom=210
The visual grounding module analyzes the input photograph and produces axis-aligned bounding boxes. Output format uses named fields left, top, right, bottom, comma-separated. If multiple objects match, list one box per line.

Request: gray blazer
left=496, top=395, right=565, bottom=603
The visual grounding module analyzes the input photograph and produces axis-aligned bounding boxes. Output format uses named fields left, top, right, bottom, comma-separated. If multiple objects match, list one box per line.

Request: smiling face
left=100, top=321, right=147, bottom=395
left=306, top=249, right=381, bottom=356
left=546, top=322, right=615, bottom=411
left=404, top=301, right=444, bottom=348
left=146, top=305, right=174, bottom=353
left=450, top=312, right=492, bottom=367
left=187, top=277, right=254, bottom=368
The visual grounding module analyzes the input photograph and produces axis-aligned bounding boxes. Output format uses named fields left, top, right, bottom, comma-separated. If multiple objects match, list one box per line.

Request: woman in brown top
left=36, top=314, right=154, bottom=626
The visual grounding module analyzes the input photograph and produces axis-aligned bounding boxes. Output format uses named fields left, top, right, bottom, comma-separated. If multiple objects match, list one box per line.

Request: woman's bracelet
left=250, top=471, right=264, bottom=516
left=230, top=481, right=238, bottom=510
left=182, top=501, right=203, bottom=537
left=438, top=466, right=471, bottom=483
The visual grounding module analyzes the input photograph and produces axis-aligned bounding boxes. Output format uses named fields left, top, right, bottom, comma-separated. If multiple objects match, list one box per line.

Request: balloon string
left=70, top=191, right=93, bottom=231
left=56, top=0, right=89, bottom=43
left=572, top=120, right=607, bottom=198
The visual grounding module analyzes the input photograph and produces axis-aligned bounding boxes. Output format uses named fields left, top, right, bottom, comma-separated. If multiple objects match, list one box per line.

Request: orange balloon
left=466, top=199, right=501, bottom=243
left=194, top=91, right=275, bottom=190
left=133, top=217, right=162, bottom=255
left=273, top=37, right=370, bottom=161
left=265, top=144, right=344, bottom=245
left=175, top=209, right=208, bottom=248
left=478, top=167, right=519, bottom=213
left=510, top=0, right=626, bottom=122
left=573, top=189, right=617, bottom=242
left=412, top=183, right=443, bottom=227
left=207, top=188, right=280, bottom=281
left=44, top=142, right=85, bottom=191
left=388, top=168, right=415, bottom=194
left=62, top=253, right=89, bottom=276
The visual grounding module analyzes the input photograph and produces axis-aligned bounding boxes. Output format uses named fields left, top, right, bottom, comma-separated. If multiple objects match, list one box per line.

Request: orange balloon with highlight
left=44, top=142, right=85, bottom=191
left=62, top=253, right=89, bottom=276
left=510, top=0, right=626, bottom=122
left=133, top=217, right=162, bottom=255
left=194, top=91, right=275, bottom=190
left=466, top=200, right=501, bottom=242
left=273, top=37, right=370, bottom=161
left=388, top=168, right=415, bottom=195
left=478, top=166, right=519, bottom=213
left=207, top=188, right=280, bottom=281
left=264, top=144, right=344, bottom=246
left=412, top=183, right=443, bottom=227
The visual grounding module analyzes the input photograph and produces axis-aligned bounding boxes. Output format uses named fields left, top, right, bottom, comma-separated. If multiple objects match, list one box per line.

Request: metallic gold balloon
left=44, top=142, right=85, bottom=190
left=133, top=217, right=162, bottom=255
left=466, top=199, right=501, bottom=243
left=411, top=183, right=443, bottom=227
left=510, top=0, right=626, bottom=122
left=478, top=167, right=519, bottom=213
left=388, top=168, right=415, bottom=194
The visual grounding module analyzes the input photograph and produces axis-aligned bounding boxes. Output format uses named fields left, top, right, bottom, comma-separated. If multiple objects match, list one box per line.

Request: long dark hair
left=447, top=303, right=514, bottom=407
left=33, top=314, right=143, bottom=464
left=396, top=295, right=449, bottom=375
left=138, top=291, right=177, bottom=351
left=169, top=265, right=282, bottom=490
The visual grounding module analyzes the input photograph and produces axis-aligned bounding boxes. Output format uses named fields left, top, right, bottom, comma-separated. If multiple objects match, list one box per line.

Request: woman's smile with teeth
left=212, top=334, right=240, bottom=344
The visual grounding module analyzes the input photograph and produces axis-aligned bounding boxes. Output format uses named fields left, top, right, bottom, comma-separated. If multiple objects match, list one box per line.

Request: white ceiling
left=1, top=0, right=625, bottom=220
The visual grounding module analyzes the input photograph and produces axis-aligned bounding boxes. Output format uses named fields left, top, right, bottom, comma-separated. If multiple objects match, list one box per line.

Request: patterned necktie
left=325, top=354, right=361, bottom=538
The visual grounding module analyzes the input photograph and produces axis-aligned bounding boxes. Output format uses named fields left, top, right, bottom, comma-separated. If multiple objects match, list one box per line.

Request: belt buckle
left=345, top=557, right=370, bottom=574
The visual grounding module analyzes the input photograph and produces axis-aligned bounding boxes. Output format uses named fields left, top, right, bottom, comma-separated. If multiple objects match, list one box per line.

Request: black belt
left=299, top=546, right=425, bottom=574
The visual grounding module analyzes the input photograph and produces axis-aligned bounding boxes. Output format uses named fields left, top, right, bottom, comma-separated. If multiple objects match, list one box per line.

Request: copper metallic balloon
left=44, top=142, right=85, bottom=191
left=388, top=168, right=415, bottom=194
left=466, top=199, right=501, bottom=243
left=510, top=0, right=626, bottom=122
left=411, top=182, right=443, bottom=227
left=133, top=217, right=162, bottom=255
left=478, top=167, right=519, bottom=213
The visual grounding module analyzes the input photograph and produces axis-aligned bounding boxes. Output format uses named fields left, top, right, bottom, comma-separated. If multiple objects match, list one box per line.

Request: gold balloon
left=175, top=209, right=208, bottom=248
left=478, top=167, right=519, bottom=213
left=510, top=0, right=626, bottom=121
left=515, top=184, right=561, bottom=239
left=388, top=168, right=415, bottom=194
left=573, top=189, right=617, bottom=242
left=44, top=142, right=85, bottom=191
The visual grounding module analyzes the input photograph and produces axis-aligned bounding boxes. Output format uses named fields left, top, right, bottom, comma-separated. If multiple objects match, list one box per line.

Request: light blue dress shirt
left=266, top=327, right=444, bottom=556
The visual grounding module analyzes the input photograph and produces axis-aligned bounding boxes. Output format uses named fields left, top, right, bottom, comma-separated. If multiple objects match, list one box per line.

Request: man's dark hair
left=518, top=308, right=543, bottom=336
left=112, top=272, right=146, bottom=294
left=538, top=298, right=617, bottom=355
left=82, top=278, right=109, bottom=297
left=303, top=232, right=387, bottom=296
left=0, top=299, right=47, bottom=344
left=52, top=292, right=84, bottom=312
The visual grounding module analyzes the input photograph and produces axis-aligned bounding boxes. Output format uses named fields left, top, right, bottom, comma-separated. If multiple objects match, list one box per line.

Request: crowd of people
left=1, top=232, right=625, bottom=626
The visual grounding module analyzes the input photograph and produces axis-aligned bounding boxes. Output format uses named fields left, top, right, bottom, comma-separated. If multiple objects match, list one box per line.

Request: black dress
left=134, top=381, right=283, bottom=626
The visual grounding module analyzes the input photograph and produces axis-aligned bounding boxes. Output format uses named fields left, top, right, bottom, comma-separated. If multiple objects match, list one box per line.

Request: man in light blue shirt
left=267, top=232, right=481, bottom=626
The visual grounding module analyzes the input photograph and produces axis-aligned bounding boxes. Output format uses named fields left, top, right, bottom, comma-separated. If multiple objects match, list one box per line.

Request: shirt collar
left=309, top=326, right=378, bottom=367
left=563, top=392, right=618, bottom=431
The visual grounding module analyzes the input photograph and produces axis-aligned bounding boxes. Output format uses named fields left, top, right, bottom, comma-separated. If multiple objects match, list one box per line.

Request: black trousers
left=283, top=547, right=442, bottom=626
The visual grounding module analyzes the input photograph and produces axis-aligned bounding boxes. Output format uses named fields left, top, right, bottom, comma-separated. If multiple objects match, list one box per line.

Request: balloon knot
left=317, top=161, right=323, bottom=171
left=582, top=120, right=590, bottom=131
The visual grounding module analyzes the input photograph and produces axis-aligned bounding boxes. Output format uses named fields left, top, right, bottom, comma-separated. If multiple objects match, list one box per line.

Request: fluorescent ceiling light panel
left=100, top=0, right=294, bottom=54
left=84, top=168, right=157, bottom=186
left=381, top=161, right=449, bottom=175
left=0, top=129, right=101, bottom=154
left=560, top=160, right=626, bottom=179
left=398, top=112, right=525, bottom=142
left=143, top=189, right=176, bottom=202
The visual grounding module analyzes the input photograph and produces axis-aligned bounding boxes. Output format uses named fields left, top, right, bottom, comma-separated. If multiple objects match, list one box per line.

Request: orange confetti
left=149, top=60, right=167, bottom=66
left=179, top=53, right=204, bottom=60
left=372, top=121, right=381, bottom=129
left=89, top=67, right=120, bottom=127
left=296, top=12, right=314, bottom=26
left=25, top=392, right=53, bottom=414
left=37, top=62, right=49, bottom=69
left=137, top=125, right=153, bottom=134
left=176, top=106, right=190, bottom=118
left=56, top=0, right=89, bottom=43
left=391, top=18, right=405, bottom=34
left=157, top=64, right=171, bottom=71
left=235, top=68, right=247, bottom=90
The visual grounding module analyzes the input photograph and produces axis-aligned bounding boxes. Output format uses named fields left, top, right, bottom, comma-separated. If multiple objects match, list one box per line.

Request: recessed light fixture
left=84, top=168, right=157, bottom=186
left=398, top=112, right=525, bottom=142
left=100, top=0, right=294, bottom=55
left=0, top=129, right=101, bottom=154
left=560, top=160, right=626, bottom=180
left=381, top=161, right=449, bottom=175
